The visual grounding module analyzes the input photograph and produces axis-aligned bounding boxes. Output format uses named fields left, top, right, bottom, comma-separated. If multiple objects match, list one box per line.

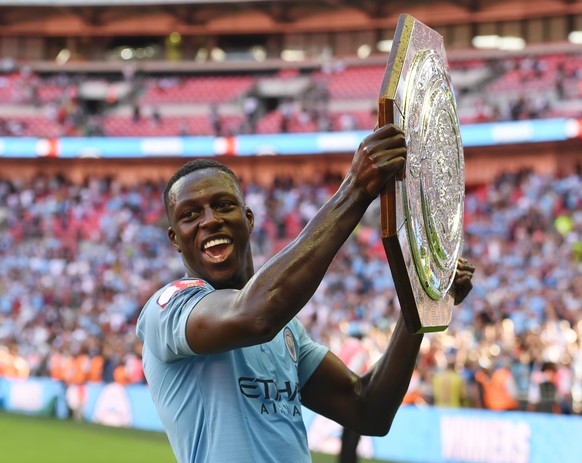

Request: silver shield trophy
left=378, top=14, right=465, bottom=334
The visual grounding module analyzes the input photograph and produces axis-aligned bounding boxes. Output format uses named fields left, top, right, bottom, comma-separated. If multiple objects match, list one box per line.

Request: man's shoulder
left=154, top=278, right=213, bottom=309
left=138, top=278, right=214, bottom=318
left=136, top=278, right=214, bottom=344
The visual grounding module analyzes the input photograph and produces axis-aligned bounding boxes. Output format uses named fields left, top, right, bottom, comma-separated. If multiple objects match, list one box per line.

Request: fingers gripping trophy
left=378, top=14, right=468, bottom=334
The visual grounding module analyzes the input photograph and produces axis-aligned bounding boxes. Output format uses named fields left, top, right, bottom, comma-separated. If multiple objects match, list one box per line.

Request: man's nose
left=200, top=207, right=223, bottom=229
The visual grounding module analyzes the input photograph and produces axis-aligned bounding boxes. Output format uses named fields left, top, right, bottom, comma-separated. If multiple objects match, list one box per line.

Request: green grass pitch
left=0, top=411, right=393, bottom=463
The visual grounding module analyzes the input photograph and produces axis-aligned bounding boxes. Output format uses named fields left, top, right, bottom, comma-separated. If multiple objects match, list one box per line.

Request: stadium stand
left=0, top=166, right=580, bottom=414
left=1, top=50, right=582, bottom=139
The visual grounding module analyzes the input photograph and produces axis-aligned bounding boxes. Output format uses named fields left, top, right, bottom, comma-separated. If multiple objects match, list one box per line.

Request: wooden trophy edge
left=378, top=14, right=422, bottom=334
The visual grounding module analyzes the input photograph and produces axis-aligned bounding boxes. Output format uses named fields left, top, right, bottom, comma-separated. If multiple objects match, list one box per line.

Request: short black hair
left=163, top=159, right=241, bottom=216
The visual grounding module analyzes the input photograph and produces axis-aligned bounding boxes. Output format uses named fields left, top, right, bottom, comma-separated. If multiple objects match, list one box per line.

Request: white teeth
left=203, top=238, right=231, bottom=250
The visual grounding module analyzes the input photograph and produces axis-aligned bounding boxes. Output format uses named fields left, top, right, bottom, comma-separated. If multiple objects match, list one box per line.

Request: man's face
left=166, top=168, right=254, bottom=289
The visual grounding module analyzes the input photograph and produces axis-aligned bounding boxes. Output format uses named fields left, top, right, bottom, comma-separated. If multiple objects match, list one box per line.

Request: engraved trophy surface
left=378, top=14, right=465, bottom=334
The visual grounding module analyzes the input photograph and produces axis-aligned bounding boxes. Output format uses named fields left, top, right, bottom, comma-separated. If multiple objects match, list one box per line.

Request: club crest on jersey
left=157, top=279, right=205, bottom=309
left=284, top=327, right=297, bottom=363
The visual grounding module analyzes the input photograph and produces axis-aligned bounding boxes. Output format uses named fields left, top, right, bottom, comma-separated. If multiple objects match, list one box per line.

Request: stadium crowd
left=0, top=163, right=580, bottom=416
left=1, top=50, right=582, bottom=139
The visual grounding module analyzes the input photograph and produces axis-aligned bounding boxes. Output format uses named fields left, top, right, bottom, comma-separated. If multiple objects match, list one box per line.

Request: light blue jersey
left=136, top=278, right=328, bottom=463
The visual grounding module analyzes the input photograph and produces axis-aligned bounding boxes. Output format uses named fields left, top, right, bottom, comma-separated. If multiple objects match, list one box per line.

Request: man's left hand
left=452, top=258, right=475, bottom=305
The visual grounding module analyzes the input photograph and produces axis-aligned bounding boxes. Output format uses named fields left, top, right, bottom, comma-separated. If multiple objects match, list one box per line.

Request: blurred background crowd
left=1, top=49, right=582, bottom=139
left=1, top=162, right=580, bottom=415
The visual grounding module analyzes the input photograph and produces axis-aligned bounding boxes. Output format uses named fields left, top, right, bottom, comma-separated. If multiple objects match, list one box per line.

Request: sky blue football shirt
left=136, top=278, right=329, bottom=463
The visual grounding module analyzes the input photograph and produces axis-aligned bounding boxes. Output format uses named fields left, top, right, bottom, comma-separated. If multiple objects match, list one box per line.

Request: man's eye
left=216, top=201, right=234, bottom=211
left=182, top=210, right=199, bottom=219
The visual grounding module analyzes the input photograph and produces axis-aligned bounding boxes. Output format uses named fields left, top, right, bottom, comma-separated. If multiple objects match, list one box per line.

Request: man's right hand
left=346, top=124, right=407, bottom=200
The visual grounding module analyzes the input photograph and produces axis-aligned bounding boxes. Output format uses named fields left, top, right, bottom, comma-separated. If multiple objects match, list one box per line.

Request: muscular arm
left=301, top=315, right=420, bottom=435
left=300, top=259, right=475, bottom=435
left=186, top=124, right=407, bottom=354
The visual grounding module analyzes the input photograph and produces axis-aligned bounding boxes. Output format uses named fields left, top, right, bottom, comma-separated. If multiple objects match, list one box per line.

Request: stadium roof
left=0, top=0, right=577, bottom=40
left=0, top=0, right=498, bottom=8
left=0, top=0, right=278, bottom=4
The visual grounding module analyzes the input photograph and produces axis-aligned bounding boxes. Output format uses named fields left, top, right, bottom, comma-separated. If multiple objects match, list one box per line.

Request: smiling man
left=165, top=164, right=254, bottom=291
left=136, top=124, right=475, bottom=463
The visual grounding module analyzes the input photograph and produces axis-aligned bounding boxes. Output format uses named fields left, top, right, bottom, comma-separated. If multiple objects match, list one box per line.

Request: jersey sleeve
left=137, top=279, right=214, bottom=363
left=292, top=318, right=329, bottom=389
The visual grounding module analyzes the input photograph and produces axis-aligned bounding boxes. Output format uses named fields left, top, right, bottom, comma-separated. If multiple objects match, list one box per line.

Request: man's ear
left=167, top=227, right=181, bottom=253
left=245, top=207, right=254, bottom=233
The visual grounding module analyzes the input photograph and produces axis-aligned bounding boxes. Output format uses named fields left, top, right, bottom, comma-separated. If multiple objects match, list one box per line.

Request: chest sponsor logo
left=239, top=377, right=302, bottom=416
left=156, top=279, right=205, bottom=309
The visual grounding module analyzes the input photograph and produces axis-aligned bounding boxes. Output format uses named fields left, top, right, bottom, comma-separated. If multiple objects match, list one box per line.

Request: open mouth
left=202, top=237, right=233, bottom=262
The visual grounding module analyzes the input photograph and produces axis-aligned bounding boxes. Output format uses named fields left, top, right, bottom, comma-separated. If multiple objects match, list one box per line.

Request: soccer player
left=136, top=123, right=475, bottom=463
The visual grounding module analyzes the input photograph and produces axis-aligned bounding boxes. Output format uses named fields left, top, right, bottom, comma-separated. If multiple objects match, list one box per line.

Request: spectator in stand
left=280, top=98, right=293, bottom=133
left=339, top=113, right=358, bottom=131
left=432, top=357, right=469, bottom=408
left=475, top=356, right=519, bottom=411
left=132, top=103, right=141, bottom=123
left=243, top=94, right=259, bottom=132
left=179, top=121, right=189, bottom=136
left=152, top=106, right=162, bottom=126
left=401, top=367, right=426, bottom=406
left=0, top=343, right=30, bottom=379
left=528, top=361, right=561, bottom=414
left=209, top=104, right=221, bottom=136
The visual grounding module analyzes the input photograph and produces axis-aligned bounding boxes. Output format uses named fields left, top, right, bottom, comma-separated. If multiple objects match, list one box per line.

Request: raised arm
left=185, top=124, right=406, bottom=354
left=300, top=259, right=475, bottom=435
